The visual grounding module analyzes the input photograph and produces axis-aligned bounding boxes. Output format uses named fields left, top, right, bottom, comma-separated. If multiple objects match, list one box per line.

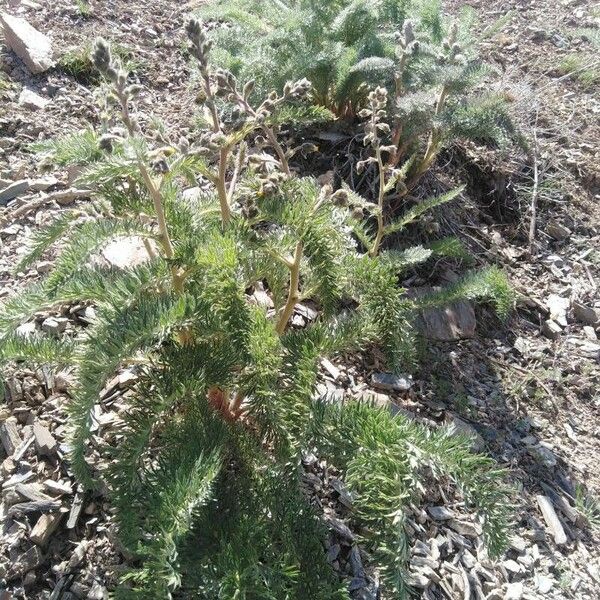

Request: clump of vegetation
left=0, top=19, right=513, bottom=599
left=200, top=0, right=520, bottom=198
left=558, top=54, right=600, bottom=88
left=58, top=42, right=139, bottom=84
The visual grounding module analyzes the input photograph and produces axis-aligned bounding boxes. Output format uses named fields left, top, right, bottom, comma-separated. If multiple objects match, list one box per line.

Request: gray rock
left=572, top=302, right=599, bottom=326
left=7, top=545, right=44, bottom=578
left=541, top=319, right=562, bottom=340
left=448, top=417, right=486, bottom=452
left=409, top=287, right=476, bottom=340
left=0, top=12, right=55, bottom=74
left=326, top=516, right=355, bottom=541
left=546, top=221, right=571, bottom=241
left=448, top=519, right=482, bottom=537
left=427, top=505, right=454, bottom=521
left=528, top=445, right=557, bottom=469
left=0, top=179, right=29, bottom=205
left=33, top=421, right=58, bottom=457
left=0, top=417, right=22, bottom=455
left=371, top=372, right=412, bottom=392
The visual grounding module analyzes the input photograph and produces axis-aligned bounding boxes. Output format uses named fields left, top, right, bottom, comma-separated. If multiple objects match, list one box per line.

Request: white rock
left=41, top=316, right=68, bottom=334
left=18, top=87, right=50, bottom=110
left=100, top=236, right=155, bottom=269
left=0, top=12, right=55, bottom=74
left=504, top=581, right=523, bottom=600
left=546, top=294, right=569, bottom=327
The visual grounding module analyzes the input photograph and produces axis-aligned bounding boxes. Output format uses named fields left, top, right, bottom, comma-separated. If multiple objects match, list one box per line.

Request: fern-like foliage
left=0, top=27, right=514, bottom=599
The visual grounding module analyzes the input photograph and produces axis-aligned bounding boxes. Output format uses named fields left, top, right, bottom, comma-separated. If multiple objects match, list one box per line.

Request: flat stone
left=448, top=519, right=482, bottom=537
left=448, top=417, right=486, bottom=452
left=0, top=12, right=55, bottom=74
left=18, top=87, right=50, bottom=110
left=0, top=417, right=22, bottom=455
left=505, top=581, right=523, bottom=600
left=541, top=319, right=562, bottom=340
left=534, top=574, right=554, bottom=593
left=409, top=287, right=476, bottom=340
left=371, top=372, right=412, bottom=392
left=546, top=294, right=569, bottom=327
left=536, top=494, right=567, bottom=545
left=41, top=316, right=68, bottom=334
left=326, top=516, right=355, bottom=541
left=546, top=221, right=570, bottom=241
left=30, top=512, right=62, bottom=546
left=0, top=178, right=29, bottom=205
left=33, top=421, right=58, bottom=457
left=528, top=445, right=557, bottom=469
left=572, top=302, right=599, bottom=325
left=427, top=506, right=453, bottom=521
left=8, top=545, right=44, bottom=578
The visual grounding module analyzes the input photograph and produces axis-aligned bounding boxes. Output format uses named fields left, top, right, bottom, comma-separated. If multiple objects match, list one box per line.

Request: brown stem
left=275, top=241, right=303, bottom=335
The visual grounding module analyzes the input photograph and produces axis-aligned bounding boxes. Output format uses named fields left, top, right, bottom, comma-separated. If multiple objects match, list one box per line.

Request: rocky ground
left=1, top=0, right=599, bottom=599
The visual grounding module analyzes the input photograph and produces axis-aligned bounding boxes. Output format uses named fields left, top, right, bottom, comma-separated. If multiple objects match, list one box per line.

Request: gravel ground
left=1, top=0, right=599, bottom=598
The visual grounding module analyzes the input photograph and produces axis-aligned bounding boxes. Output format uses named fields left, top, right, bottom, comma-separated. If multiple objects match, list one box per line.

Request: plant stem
left=217, top=146, right=232, bottom=224
left=235, top=93, right=291, bottom=176
left=138, top=163, right=185, bottom=293
left=369, top=146, right=386, bottom=258
left=275, top=241, right=303, bottom=335
left=227, top=143, right=246, bottom=203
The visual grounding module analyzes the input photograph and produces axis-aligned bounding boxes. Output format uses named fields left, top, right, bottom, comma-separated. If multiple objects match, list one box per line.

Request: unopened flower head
left=92, top=38, right=118, bottom=82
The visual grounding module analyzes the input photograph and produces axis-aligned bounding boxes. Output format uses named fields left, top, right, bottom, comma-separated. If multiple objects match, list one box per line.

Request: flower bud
left=331, top=189, right=349, bottom=207
left=351, top=206, right=364, bottom=220
left=243, top=79, right=255, bottom=100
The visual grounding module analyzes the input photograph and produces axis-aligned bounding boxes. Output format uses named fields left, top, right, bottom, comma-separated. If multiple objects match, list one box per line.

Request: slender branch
left=528, top=111, right=539, bottom=255
left=275, top=241, right=303, bottom=335
left=369, top=146, right=386, bottom=258
left=227, top=142, right=246, bottom=203
left=234, top=93, right=291, bottom=175
left=216, top=146, right=232, bottom=224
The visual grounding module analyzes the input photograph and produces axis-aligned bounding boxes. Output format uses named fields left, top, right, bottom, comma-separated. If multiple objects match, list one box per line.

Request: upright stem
left=369, top=147, right=386, bottom=258
left=408, top=84, right=449, bottom=190
left=217, top=146, right=232, bottom=224
left=236, top=93, right=291, bottom=176
left=138, top=164, right=185, bottom=293
left=228, top=143, right=246, bottom=203
left=201, top=69, right=221, bottom=134
left=275, top=241, right=303, bottom=335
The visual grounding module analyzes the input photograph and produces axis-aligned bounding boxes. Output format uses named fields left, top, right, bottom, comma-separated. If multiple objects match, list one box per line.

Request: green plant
left=558, top=54, right=600, bottom=88
left=575, top=484, right=600, bottom=529
left=201, top=0, right=519, bottom=198
left=76, top=0, right=92, bottom=17
left=59, top=42, right=139, bottom=84
left=0, top=24, right=512, bottom=598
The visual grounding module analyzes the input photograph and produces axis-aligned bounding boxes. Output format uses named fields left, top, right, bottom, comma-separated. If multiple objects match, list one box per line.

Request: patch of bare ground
left=0, top=0, right=599, bottom=598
